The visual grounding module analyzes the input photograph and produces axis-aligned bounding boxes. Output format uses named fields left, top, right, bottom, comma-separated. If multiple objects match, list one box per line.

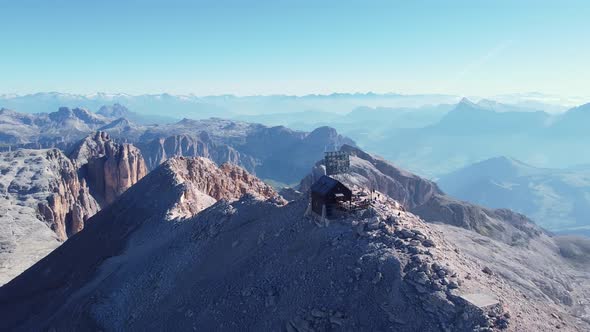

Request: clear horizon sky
left=1, top=0, right=588, bottom=97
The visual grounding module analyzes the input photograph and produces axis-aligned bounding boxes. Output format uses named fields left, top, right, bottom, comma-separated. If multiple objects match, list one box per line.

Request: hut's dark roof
left=311, top=175, right=346, bottom=196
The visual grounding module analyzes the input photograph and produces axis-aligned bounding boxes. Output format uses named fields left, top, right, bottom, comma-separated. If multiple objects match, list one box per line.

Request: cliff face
left=36, top=150, right=100, bottom=239
left=0, top=133, right=149, bottom=285
left=69, top=131, right=148, bottom=206
left=139, top=134, right=211, bottom=170
left=138, top=134, right=257, bottom=179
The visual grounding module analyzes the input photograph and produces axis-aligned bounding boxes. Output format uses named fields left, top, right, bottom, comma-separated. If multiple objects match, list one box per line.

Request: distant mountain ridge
left=438, top=156, right=590, bottom=232
left=362, top=98, right=590, bottom=177
left=2, top=91, right=578, bottom=120
left=427, top=98, right=550, bottom=135
left=0, top=107, right=355, bottom=185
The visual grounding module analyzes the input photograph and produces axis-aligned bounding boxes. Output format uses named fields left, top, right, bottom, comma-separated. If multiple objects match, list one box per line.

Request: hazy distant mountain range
left=438, top=156, right=590, bottom=234
left=0, top=105, right=353, bottom=185
left=356, top=99, right=590, bottom=177
left=0, top=91, right=581, bottom=120
left=233, top=97, right=590, bottom=179
left=3, top=92, right=590, bottom=233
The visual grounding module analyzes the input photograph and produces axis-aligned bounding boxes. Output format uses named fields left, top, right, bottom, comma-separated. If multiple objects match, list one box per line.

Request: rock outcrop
left=0, top=133, right=148, bottom=285
left=164, top=156, right=282, bottom=218
left=68, top=131, right=148, bottom=206
left=339, top=144, right=441, bottom=208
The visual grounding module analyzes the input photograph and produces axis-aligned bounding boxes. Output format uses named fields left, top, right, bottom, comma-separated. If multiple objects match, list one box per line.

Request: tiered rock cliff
left=68, top=131, right=148, bottom=206
left=36, top=149, right=99, bottom=239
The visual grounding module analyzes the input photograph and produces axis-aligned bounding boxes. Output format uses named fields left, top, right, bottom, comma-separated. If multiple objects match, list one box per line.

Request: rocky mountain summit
left=302, top=145, right=543, bottom=245
left=298, top=146, right=590, bottom=330
left=1, top=153, right=587, bottom=331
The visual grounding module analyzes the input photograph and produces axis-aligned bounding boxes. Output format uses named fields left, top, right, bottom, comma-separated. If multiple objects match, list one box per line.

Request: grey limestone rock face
left=0, top=132, right=149, bottom=285
left=0, top=149, right=97, bottom=285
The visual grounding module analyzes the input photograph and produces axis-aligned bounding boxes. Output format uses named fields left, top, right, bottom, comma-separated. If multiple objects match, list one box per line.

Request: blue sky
left=0, top=0, right=588, bottom=96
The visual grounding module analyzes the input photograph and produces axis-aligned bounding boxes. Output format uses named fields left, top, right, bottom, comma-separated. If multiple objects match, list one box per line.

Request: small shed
left=310, top=175, right=352, bottom=218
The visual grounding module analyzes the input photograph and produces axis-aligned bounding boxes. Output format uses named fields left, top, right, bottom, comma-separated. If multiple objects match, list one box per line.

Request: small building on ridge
left=310, top=175, right=352, bottom=218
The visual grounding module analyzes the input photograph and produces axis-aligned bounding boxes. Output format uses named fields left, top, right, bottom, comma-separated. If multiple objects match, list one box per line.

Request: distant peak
left=102, top=117, right=132, bottom=127
left=177, top=118, right=195, bottom=125
left=458, top=97, right=477, bottom=106
left=97, top=103, right=132, bottom=118
left=469, top=156, right=537, bottom=174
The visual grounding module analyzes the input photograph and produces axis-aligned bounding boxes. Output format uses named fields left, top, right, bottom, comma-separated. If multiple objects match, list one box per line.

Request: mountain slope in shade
left=1, top=155, right=588, bottom=331
left=0, top=154, right=278, bottom=289
left=438, top=156, right=590, bottom=232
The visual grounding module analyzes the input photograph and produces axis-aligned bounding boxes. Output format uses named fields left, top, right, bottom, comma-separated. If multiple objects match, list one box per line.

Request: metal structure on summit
left=324, top=151, right=350, bottom=175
